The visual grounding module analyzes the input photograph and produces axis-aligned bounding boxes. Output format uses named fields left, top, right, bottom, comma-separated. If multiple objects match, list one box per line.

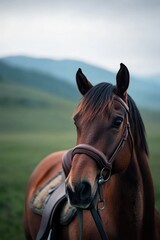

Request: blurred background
left=0, top=0, right=160, bottom=239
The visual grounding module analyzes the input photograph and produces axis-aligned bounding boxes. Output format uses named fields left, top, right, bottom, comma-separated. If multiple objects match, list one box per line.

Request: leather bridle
left=62, top=95, right=134, bottom=240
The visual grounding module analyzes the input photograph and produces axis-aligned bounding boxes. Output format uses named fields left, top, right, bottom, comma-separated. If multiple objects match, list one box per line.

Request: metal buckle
left=97, top=199, right=106, bottom=210
left=98, top=167, right=111, bottom=185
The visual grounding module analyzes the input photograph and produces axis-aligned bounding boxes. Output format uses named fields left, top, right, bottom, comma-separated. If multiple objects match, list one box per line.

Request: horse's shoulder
left=27, top=150, right=67, bottom=195
left=36, top=150, right=66, bottom=169
left=41, top=150, right=67, bottom=165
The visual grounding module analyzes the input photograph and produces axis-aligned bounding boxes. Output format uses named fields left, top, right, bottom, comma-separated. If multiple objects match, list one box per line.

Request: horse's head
left=66, top=63, right=133, bottom=209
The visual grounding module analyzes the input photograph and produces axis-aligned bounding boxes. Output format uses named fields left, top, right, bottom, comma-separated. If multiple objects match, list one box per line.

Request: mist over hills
left=1, top=56, right=115, bottom=85
left=0, top=59, right=78, bottom=101
left=0, top=55, right=160, bottom=110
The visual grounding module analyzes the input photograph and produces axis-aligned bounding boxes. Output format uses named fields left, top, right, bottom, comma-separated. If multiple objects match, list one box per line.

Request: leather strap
left=113, top=95, right=129, bottom=112
left=68, top=124, right=128, bottom=171
left=62, top=149, right=73, bottom=177
left=36, top=177, right=66, bottom=240
left=108, top=123, right=129, bottom=165
left=77, top=208, right=83, bottom=240
left=90, top=207, right=109, bottom=240
left=72, top=144, right=112, bottom=170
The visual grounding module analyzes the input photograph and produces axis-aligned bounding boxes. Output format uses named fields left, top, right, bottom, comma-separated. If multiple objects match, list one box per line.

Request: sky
left=1, top=0, right=160, bottom=76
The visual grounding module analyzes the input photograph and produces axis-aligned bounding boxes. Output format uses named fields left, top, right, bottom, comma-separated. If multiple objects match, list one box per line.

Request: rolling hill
left=0, top=59, right=78, bottom=133
left=1, top=55, right=115, bottom=84
left=0, top=55, right=160, bottom=109
left=0, top=78, right=76, bottom=134
left=0, top=60, right=79, bottom=102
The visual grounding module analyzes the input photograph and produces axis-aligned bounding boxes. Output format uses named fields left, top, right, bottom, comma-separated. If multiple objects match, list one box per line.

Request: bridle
left=62, top=95, right=134, bottom=240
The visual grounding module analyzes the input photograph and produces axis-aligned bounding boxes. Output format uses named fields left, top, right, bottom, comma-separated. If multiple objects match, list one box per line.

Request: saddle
left=30, top=150, right=74, bottom=240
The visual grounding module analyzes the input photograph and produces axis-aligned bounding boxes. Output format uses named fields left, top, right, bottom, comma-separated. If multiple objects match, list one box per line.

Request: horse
left=24, top=63, right=160, bottom=240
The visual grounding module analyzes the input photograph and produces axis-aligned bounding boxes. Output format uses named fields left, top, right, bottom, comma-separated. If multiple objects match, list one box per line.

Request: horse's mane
left=127, top=94, right=149, bottom=155
left=74, top=82, right=149, bottom=156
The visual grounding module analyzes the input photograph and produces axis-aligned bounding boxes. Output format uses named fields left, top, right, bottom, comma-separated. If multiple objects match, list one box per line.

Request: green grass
left=140, top=109, right=160, bottom=209
left=0, top=86, right=160, bottom=239
left=0, top=131, right=76, bottom=240
left=0, top=81, right=77, bottom=239
left=146, top=123, right=160, bottom=209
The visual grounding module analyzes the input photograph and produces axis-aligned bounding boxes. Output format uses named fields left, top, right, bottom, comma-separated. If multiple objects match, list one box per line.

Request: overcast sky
left=1, top=0, right=160, bottom=76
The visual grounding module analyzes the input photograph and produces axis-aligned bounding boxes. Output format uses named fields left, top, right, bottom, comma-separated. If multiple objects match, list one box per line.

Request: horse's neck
left=104, top=148, right=155, bottom=239
left=134, top=147, right=155, bottom=238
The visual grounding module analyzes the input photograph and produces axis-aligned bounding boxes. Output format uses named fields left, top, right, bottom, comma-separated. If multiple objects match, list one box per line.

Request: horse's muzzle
left=66, top=180, right=94, bottom=209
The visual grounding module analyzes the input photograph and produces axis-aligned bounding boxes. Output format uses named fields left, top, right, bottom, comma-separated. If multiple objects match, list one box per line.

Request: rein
left=62, top=95, right=134, bottom=240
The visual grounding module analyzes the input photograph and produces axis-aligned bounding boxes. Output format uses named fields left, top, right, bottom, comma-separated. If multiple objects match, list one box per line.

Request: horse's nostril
left=76, top=181, right=91, bottom=202
left=66, top=181, right=92, bottom=207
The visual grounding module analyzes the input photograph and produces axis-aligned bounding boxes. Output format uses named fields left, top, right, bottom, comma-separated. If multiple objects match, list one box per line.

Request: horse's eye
left=112, top=117, right=123, bottom=128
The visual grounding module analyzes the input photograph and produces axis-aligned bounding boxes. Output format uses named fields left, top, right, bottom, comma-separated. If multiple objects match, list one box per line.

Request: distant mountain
left=1, top=55, right=160, bottom=109
left=0, top=60, right=78, bottom=101
left=1, top=55, right=115, bottom=84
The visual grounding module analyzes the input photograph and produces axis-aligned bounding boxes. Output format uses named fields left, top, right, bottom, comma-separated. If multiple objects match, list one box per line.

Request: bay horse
left=24, top=63, right=160, bottom=240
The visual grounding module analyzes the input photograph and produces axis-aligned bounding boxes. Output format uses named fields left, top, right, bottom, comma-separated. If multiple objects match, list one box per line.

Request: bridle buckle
left=98, top=167, right=111, bottom=185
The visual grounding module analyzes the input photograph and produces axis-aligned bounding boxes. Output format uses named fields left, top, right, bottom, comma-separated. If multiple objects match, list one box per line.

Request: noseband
left=62, top=95, right=133, bottom=240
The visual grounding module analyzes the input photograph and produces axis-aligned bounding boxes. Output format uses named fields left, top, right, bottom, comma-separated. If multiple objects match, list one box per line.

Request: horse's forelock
left=73, top=82, right=114, bottom=122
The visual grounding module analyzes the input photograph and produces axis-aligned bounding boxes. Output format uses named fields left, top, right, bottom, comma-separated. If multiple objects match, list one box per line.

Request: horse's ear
left=76, top=68, right=93, bottom=95
left=116, top=63, right=130, bottom=99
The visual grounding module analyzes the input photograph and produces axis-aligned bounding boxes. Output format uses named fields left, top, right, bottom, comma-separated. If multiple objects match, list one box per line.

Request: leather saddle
left=32, top=149, right=74, bottom=240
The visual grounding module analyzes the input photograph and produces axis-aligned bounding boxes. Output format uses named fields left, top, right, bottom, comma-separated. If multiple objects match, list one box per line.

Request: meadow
left=0, top=91, right=160, bottom=240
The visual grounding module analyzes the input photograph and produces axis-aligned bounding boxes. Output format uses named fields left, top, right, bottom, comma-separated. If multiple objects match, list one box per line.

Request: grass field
left=0, top=99, right=160, bottom=240
left=144, top=115, right=160, bottom=209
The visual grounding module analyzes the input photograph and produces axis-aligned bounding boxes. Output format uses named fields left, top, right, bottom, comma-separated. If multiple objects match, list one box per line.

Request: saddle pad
left=30, top=171, right=76, bottom=225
